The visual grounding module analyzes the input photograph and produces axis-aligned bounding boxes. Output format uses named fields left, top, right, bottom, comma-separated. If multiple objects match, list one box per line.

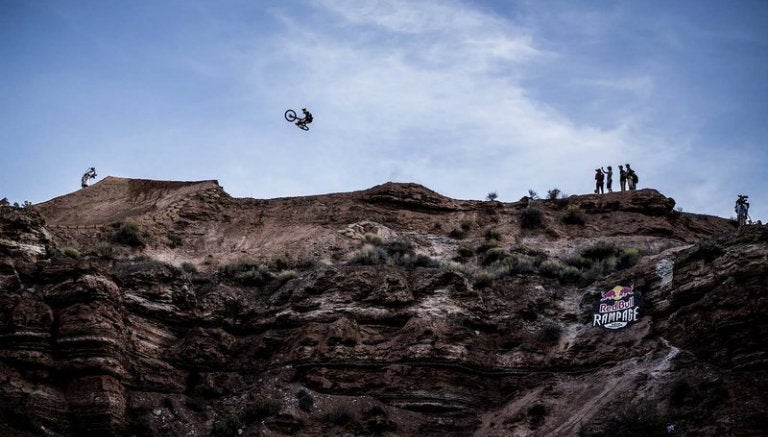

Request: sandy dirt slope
left=35, top=176, right=221, bottom=226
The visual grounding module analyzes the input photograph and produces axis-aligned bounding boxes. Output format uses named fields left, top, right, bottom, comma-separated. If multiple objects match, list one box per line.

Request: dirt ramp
left=34, top=176, right=222, bottom=226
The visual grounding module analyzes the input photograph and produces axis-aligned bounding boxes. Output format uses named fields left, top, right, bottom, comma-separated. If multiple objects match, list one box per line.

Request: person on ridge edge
left=81, top=167, right=97, bottom=188
left=594, top=168, right=605, bottom=194
left=601, top=165, right=613, bottom=192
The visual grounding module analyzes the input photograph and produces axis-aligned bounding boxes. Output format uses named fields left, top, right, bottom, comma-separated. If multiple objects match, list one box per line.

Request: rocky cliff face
left=1, top=179, right=765, bottom=436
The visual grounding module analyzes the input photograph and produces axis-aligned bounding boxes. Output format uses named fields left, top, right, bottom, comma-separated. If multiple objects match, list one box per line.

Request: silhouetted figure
left=296, top=108, right=313, bottom=130
left=594, top=169, right=605, bottom=194
left=626, top=164, right=638, bottom=190
left=619, top=165, right=627, bottom=191
left=601, top=166, right=613, bottom=192
left=81, top=167, right=97, bottom=188
left=735, top=194, right=750, bottom=227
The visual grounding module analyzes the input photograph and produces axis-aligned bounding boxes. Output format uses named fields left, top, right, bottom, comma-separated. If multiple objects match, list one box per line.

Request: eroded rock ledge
left=1, top=184, right=765, bottom=436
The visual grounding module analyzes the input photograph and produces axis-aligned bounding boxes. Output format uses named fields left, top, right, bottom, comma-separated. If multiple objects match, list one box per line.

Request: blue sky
left=2, top=0, right=766, bottom=222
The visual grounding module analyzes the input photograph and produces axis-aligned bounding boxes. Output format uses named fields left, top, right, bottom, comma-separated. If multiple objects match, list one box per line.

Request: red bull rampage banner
left=592, top=285, right=641, bottom=331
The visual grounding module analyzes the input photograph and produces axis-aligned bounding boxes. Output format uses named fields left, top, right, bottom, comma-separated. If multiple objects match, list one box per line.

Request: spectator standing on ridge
left=735, top=194, right=750, bottom=227
left=601, top=166, right=613, bottom=192
left=619, top=165, right=627, bottom=191
left=81, top=167, right=97, bottom=188
left=626, top=164, right=638, bottom=190
left=594, top=168, right=605, bottom=194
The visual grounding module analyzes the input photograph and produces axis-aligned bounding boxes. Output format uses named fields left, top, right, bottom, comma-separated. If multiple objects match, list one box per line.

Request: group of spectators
left=594, top=164, right=638, bottom=194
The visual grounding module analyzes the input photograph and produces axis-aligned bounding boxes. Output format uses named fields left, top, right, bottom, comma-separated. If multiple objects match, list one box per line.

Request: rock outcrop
left=1, top=179, right=765, bottom=436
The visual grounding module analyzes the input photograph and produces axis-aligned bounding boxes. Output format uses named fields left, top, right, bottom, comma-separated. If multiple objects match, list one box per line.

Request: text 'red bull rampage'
left=592, top=285, right=641, bottom=331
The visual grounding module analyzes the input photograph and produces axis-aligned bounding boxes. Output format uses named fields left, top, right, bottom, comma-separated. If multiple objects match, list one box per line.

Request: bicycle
left=284, top=109, right=309, bottom=131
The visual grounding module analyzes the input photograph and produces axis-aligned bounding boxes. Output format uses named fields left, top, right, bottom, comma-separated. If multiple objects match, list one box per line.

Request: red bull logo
left=600, top=285, right=633, bottom=302
left=592, top=285, right=641, bottom=331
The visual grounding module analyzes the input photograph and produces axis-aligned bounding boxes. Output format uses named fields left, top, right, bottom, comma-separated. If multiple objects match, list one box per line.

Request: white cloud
left=232, top=0, right=653, bottom=201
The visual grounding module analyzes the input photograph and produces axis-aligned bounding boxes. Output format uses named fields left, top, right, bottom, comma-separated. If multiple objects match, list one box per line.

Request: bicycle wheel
left=284, top=109, right=298, bottom=122
left=299, top=124, right=309, bottom=131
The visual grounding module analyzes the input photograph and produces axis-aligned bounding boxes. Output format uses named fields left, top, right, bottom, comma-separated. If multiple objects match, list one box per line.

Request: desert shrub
left=363, top=232, right=384, bottom=246
left=564, top=254, right=592, bottom=269
left=593, top=256, right=618, bottom=273
left=617, top=248, right=641, bottom=269
left=181, top=262, right=198, bottom=274
left=238, top=266, right=270, bottom=285
left=363, top=404, right=394, bottom=432
left=295, top=256, right=318, bottom=269
left=397, top=253, right=441, bottom=268
left=449, top=228, right=466, bottom=239
left=669, top=378, right=691, bottom=407
left=483, top=227, right=503, bottom=242
left=486, top=192, right=498, bottom=201
left=220, top=261, right=271, bottom=286
left=510, top=255, right=536, bottom=274
left=562, top=244, right=642, bottom=284
left=519, top=207, right=544, bottom=229
left=63, top=247, right=81, bottom=259
left=114, top=255, right=168, bottom=277
left=581, top=241, right=618, bottom=260
left=482, top=247, right=509, bottom=265
left=575, top=258, right=617, bottom=285
left=363, top=404, right=388, bottom=418
left=528, top=403, right=548, bottom=427
left=244, top=396, right=281, bottom=422
left=112, top=220, right=145, bottom=247
left=444, top=261, right=478, bottom=277
left=348, top=244, right=388, bottom=266
left=456, top=245, right=474, bottom=259
left=276, top=269, right=297, bottom=282
left=385, top=240, right=414, bottom=257
left=487, top=255, right=536, bottom=279
left=269, top=254, right=294, bottom=270
left=539, top=259, right=567, bottom=278
left=562, top=204, right=586, bottom=225
left=325, top=406, right=353, bottom=425
left=547, top=188, right=561, bottom=200
left=476, top=238, right=501, bottom=254
left=537, top=322, right=563, bottom=343
left=460, top=219, right=473, bottom=231
left=539, top=259, right=581, bottom=283
left=167, top=233, right=183, bottom=248
left=559, top=265, right=582, bottom=283
left=93, top=242, right=115, bottom=260
left=296, top=389, right=314, bottom=413
left=473, top=270, right=495, bottom=289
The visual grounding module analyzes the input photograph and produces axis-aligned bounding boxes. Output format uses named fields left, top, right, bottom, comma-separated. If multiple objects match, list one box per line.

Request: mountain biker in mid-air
left=296, top=108, right=313, bottom=130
